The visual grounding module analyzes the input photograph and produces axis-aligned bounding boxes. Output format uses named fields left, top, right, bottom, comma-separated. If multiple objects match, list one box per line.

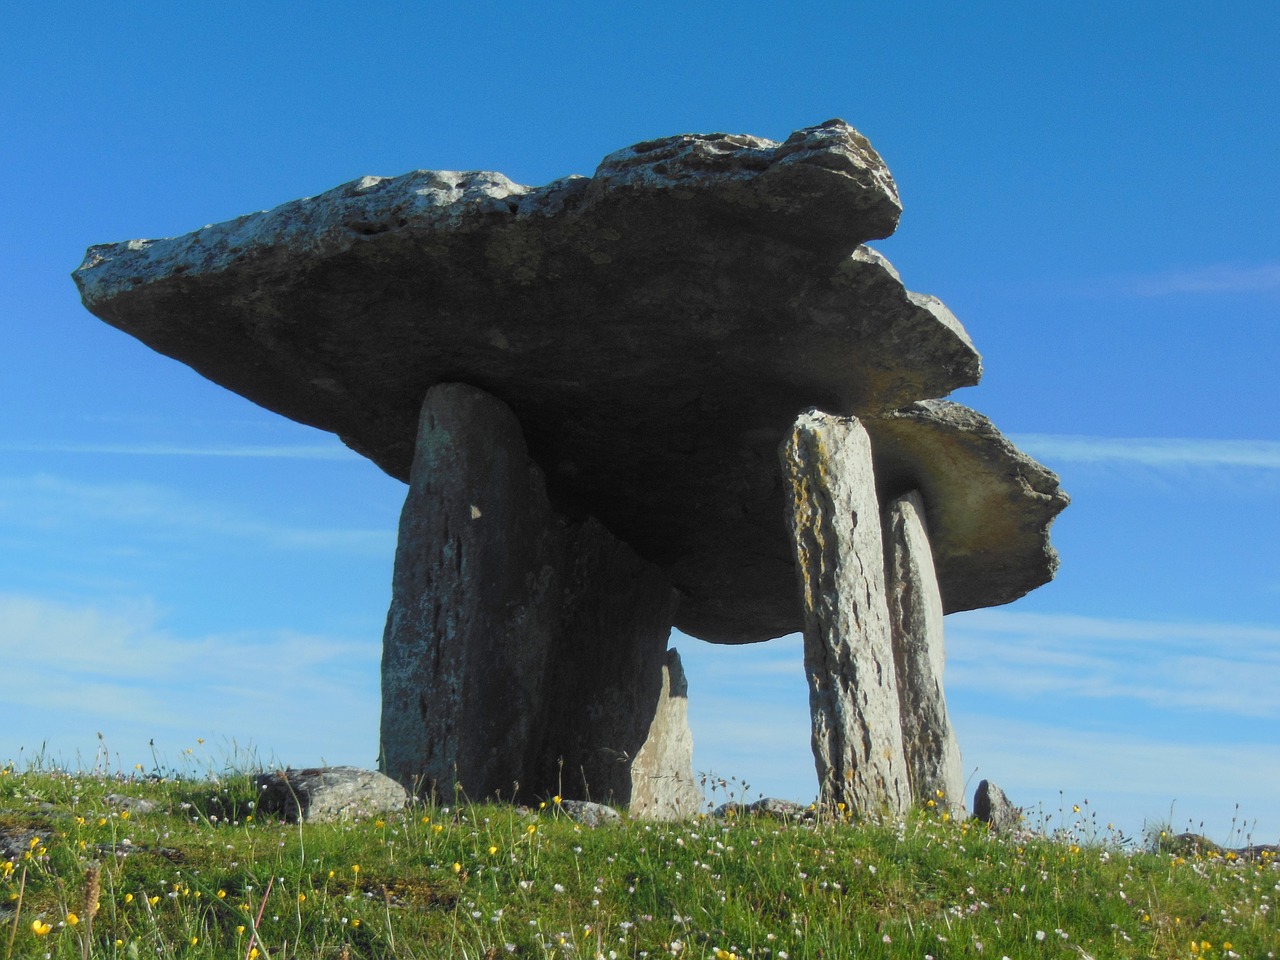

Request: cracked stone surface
left=74, top=119, right=986, bottom=643
left=780, top=410, right=911, bottom=815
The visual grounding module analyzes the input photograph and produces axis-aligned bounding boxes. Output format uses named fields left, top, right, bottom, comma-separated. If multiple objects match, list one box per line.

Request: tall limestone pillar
left=884, top=491, right=965, bottom=814
left=780, top=410, right=912, bottom=815
left=379, top=382, right=698, bottom=814
left=379, top=383, right=565, bottom=799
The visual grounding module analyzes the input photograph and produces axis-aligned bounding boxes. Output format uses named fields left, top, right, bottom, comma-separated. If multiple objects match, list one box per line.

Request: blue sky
left=3, top=1, right=1278, bottom=844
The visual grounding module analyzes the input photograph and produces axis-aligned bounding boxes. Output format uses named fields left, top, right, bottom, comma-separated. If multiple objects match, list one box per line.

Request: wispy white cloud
left=946, top=609, right=1280, bottom=719
left=0, top=473, right=394, bottom=553
left=1130, top=262, right=1280, bottom=296
left=955, top=714, right=1280, bottom=842
left=0, top=593, right=380, bottom=769
left=1011, top=434, right=1280, bottom=469
left=0, top=441, right=361, bottom=460
left=676, top=616, right=1280, bottom=839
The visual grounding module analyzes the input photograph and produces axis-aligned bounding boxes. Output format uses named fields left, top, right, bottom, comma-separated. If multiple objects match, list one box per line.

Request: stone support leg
left=379, top=382, right=697, bottom=814
left=379, top=383, right=564, bottom=800
left=532, top=517, right=685, bottom=808
left=780, top=410, right=911, bottom=815
left=884, top=491, right=965, bottom=814
left=628, top=650, right=704, bottom=819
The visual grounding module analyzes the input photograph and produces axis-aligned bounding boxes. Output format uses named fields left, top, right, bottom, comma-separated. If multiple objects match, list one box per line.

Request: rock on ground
left=557, top=800, right=621, bottom=827
left=253, top=767, right=408, bottom=823
left=972, top=779, right=1022, bottom=833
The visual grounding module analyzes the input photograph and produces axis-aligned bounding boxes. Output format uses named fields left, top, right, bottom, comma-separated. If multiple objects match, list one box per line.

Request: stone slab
left=865, top=400, right=1069, bottom=613
left=628, top=649, right=704, bottom=820
left=884, top=490, right=964, bottom=811
left=381, top=382, right=684, bottom=805
left=379, top=383, right=565, bottom=799
left=781, top=410, right=911, bottom=815
left=73, top=120, right=983, bottom=643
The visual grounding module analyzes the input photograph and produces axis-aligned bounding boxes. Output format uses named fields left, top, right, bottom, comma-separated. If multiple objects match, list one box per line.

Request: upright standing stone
left=628, top=649, right=705, bottom=820
left=380, top=382, right=692, bottom=811
left=780, top=411, right=911, bottom=815
left=380, top=383, right=565, bottom=800
left=884, top=491, right=965, bottom=813
left=532, top=519, right=681, bottom=806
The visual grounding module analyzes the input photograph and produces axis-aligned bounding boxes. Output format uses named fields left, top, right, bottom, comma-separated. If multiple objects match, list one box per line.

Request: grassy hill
left=1, top=763, right=1275, bottom=959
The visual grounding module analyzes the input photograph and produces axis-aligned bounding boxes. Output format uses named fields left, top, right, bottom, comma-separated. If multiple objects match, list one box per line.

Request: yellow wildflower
left=66, top=912, right=80, bottom=925
left=31, top=919, right=52, bottom=936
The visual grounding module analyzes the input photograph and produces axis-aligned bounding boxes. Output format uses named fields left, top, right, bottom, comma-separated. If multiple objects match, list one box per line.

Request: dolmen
left=74, top=120, right=1068, bottom=819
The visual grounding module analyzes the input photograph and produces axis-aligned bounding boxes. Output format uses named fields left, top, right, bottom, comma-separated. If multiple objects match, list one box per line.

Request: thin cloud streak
left=0, top=441, right=361, bottom=461
left=956, top=714, right=1280, bottom=842
left=0, top=594, right=380, bottom=767
left=1130, top=261, right=1280, bottom=296
left=1011, top=434, right=1280, bottom=469
left=0, top=473, right=394, bottom=554
left=946, top=609, right=1280, bottom=719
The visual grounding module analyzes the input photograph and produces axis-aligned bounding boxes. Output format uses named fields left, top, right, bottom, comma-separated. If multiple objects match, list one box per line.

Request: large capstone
left=884, top=490, right=964, bottom=812
left=780, top=410, right=911, bottom=815
left=865, top=400, right=1069, bottom=613
left=73, top=120, right=984, bottom=643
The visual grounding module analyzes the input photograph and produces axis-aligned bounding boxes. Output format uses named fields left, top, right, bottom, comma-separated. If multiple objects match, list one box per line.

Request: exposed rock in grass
left=714, top=798, right=814, bottom=820
left=253, top=767, right=408, bottom=823
left=972, top=779, right=1022, bottom=833
left=105, top=793, right=158, bottom=815
left=557, top=800, right=621, bottom=827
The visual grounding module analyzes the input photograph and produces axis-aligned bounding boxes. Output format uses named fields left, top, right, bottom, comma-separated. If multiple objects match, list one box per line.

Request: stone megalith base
left=779, top=410, right=911, bottom=816
left=379, top=382, right=696, bottom=812
left=628, top=650, right=705, bottom=820
left=884, top=490, right=965, bottom=814
left=531, top=517, right=681, bottom=807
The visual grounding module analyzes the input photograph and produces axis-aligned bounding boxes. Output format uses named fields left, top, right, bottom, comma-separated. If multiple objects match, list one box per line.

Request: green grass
left=1, top=762, right=1276, bottom=959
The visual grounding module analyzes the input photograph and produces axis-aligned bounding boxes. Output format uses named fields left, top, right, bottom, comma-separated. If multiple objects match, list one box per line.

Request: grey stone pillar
left=780, top=410, right=911, bottom=816
left=884, top=491, right=965, bottom=813
left=629, top=650, right=705, bottom=820
left=379, top=382, right=696, bottom=813
left=379, top=383, right=565, bottom=800
left=532, top=517, right=682, bottom=807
